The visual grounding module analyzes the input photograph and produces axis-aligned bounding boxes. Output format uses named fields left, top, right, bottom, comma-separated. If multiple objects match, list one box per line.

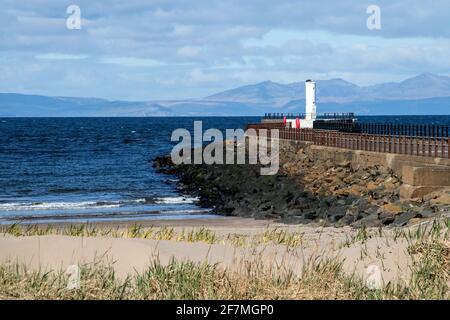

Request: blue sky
left=1, top=0, right=450, bottom=100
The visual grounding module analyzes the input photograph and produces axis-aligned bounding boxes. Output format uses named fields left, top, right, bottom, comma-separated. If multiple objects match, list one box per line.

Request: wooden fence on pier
left=246, top=124, right=450, bottom=159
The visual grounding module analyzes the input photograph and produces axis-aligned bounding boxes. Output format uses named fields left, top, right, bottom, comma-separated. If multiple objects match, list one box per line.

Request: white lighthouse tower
left=264, top=78, right=355, bottom=129
left=305, top=79, right=316, bottom=121
left=283, top=79, right=317, bottom=129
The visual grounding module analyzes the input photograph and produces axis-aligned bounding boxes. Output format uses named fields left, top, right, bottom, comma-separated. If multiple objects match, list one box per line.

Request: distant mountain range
left=1, top=73, right=450, bottom=116
left=208, top=73, right=450, bottom=104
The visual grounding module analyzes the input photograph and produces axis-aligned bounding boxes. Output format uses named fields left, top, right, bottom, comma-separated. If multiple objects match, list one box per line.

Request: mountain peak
left=403, top=72, right=446, bottom=83
left=205, top=80, right=295, bottom=104
left=400, top=73, right=450, bottom=88
left=321, top=78, right=358, bottom=86
left=417, top=72, right=438, bottom=78
left=205, top=73, right=450, bottom=104
left=257, top=80, right=276, bottom=85
left=329, top=77, right=347, bottom=82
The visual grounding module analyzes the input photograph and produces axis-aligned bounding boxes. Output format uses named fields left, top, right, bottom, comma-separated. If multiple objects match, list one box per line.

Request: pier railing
left=246, top=124, right=450, bottom=159
left=357, top=123, right=450, bottom=138
left=313, top=121, right=450, bottom=138
left=264, top=112, right=355, bottom=120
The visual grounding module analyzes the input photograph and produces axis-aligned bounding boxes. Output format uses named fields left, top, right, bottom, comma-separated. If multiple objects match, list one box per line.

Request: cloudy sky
left=1, top=0, right=450, bottom=100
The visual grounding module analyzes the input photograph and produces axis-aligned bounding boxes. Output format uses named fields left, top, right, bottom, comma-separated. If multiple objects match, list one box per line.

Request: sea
left=0, top=116, right=449, bottom=224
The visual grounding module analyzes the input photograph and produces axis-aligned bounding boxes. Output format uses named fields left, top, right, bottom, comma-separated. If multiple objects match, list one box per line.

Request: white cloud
left=101, top=57, right=165, bottom=67
left=1, top=0, right=450, bottom=99
left=177, top=46, right=204, bottom=58
left=189, top=69, right=219, bottom=84
left=36, top=53, right=88, bottom=60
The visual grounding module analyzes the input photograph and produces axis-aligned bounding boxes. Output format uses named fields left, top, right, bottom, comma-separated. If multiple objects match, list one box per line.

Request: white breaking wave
left=0, top=197, right=201, bottom=212
left=159, top=209, right=210, bottom=215
left=154, top=196, right=199, bottom=204
left=0, top=199, right=146, bottom=211
left=0, top=208, right=212, bottom=221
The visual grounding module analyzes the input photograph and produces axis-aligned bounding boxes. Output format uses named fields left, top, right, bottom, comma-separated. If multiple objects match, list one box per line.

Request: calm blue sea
left=0, top=116, right=449, bottom=224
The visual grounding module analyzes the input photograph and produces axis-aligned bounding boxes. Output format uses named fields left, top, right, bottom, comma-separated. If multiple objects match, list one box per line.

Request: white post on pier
left=305, top=80, right=316, bottom=121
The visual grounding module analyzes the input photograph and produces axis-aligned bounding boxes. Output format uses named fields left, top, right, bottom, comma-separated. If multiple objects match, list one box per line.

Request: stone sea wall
left=278, top=140, right=449, bottom=226
left=153, top=140, right=450, bottom=227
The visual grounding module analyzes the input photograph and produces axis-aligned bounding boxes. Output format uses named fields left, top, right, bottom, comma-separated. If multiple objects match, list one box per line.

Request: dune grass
left=3, top=217, right=448, bottom=245
left=0, top=224, right=215, bottom=243
left=0, top=224, right=302, bottom=248
left=0, top=218, right=448, bottom=300
left=0, top=236, right=448, bottom=300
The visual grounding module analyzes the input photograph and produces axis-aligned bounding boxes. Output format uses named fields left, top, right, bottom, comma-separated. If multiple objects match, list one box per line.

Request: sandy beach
left=0, top=216, right=418, bottom=284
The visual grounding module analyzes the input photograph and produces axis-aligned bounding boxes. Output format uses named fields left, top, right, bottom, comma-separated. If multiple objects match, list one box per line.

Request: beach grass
left=0, top=218, right=448, bottom=300
left=0, top=223, right=302, bottom=247
left=0, top=236, right=448, bottom=300
left=1, top=217, right=449, bottom=248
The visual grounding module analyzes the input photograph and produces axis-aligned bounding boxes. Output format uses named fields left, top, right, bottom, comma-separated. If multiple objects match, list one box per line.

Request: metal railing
left=358, top=123, right=450, bottom=138
left=264, top=112, right=355, bottom=120
left=245, top=124, right=450, bottom=159
left=313, top=121, right=450, bottom=138
left=313, top=120, right=357, bottom=132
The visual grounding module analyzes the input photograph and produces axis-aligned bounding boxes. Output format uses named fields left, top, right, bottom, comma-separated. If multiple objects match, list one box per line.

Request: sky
left=1, top=0, right=450, bottom=100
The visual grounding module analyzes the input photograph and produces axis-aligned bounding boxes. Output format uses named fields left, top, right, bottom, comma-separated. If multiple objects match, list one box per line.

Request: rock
left=347, top=185, right=364, bottom=197
left=379, top=203, right=405, bottom=226
left=336, top=213, right=355, bottom=226
left=414, top=208, right=435, bottom=218
left=352, top=213, right=382, bottom=228
left=380, top=181, right=398, bottom=192
left=381, top=203, right=404, bottom=215
left=284, top=209, right=303, bottom=216
left=339, top=160, right=351, bottom=168
left=430, top=193, right=450, bottom=206
left=329, top=185, right=339, bottom=193
left=152, top=155, right=176, bottom=173
left=392, top=212, right=420, bottom=227
left=355, top=198, right=370, bottom=210
left=302, top=209, right=317, bottom=220
left=381, top=215, right=396, bottom=226
left=367, top=181, right=380, bottom=192
left=327, top=205, right=347, bottom=222
left=282, top=215, right=310, bottom=224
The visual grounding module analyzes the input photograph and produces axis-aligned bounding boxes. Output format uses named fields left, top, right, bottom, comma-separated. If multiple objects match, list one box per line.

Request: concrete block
left=402, top=165, right=450, bottom=186
left=400, top=185, right=445, bottom=199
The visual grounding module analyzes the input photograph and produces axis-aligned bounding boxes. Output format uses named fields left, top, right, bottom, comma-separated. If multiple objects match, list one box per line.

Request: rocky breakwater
left=153, top=143, right=449, bottom=227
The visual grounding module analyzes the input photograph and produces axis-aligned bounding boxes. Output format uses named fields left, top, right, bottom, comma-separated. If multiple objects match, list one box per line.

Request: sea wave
left=0, top=199, right=146, bottom=211
left=0, top=208, right=212, bottom=222
left=0, top=196, right=200, bottom=212
left=153, top=196, right=199, bottom=204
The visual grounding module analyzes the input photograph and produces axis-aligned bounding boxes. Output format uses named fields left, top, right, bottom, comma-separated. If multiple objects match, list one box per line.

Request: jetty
left=247, top=80, right=450, bottom=200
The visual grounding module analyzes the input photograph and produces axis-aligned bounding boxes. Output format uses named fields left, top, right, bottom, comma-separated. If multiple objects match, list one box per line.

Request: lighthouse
left=281, top=79, right=317, bottom=129
left=262, top=78, right=356, bottom=130
left=305, top=80, right=316, bottom=121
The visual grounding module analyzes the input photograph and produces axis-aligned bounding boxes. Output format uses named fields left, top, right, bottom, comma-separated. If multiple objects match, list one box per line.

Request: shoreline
left=0, top=215, right=279, bottom=230
left=1, top=212, right=448, bottom=299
